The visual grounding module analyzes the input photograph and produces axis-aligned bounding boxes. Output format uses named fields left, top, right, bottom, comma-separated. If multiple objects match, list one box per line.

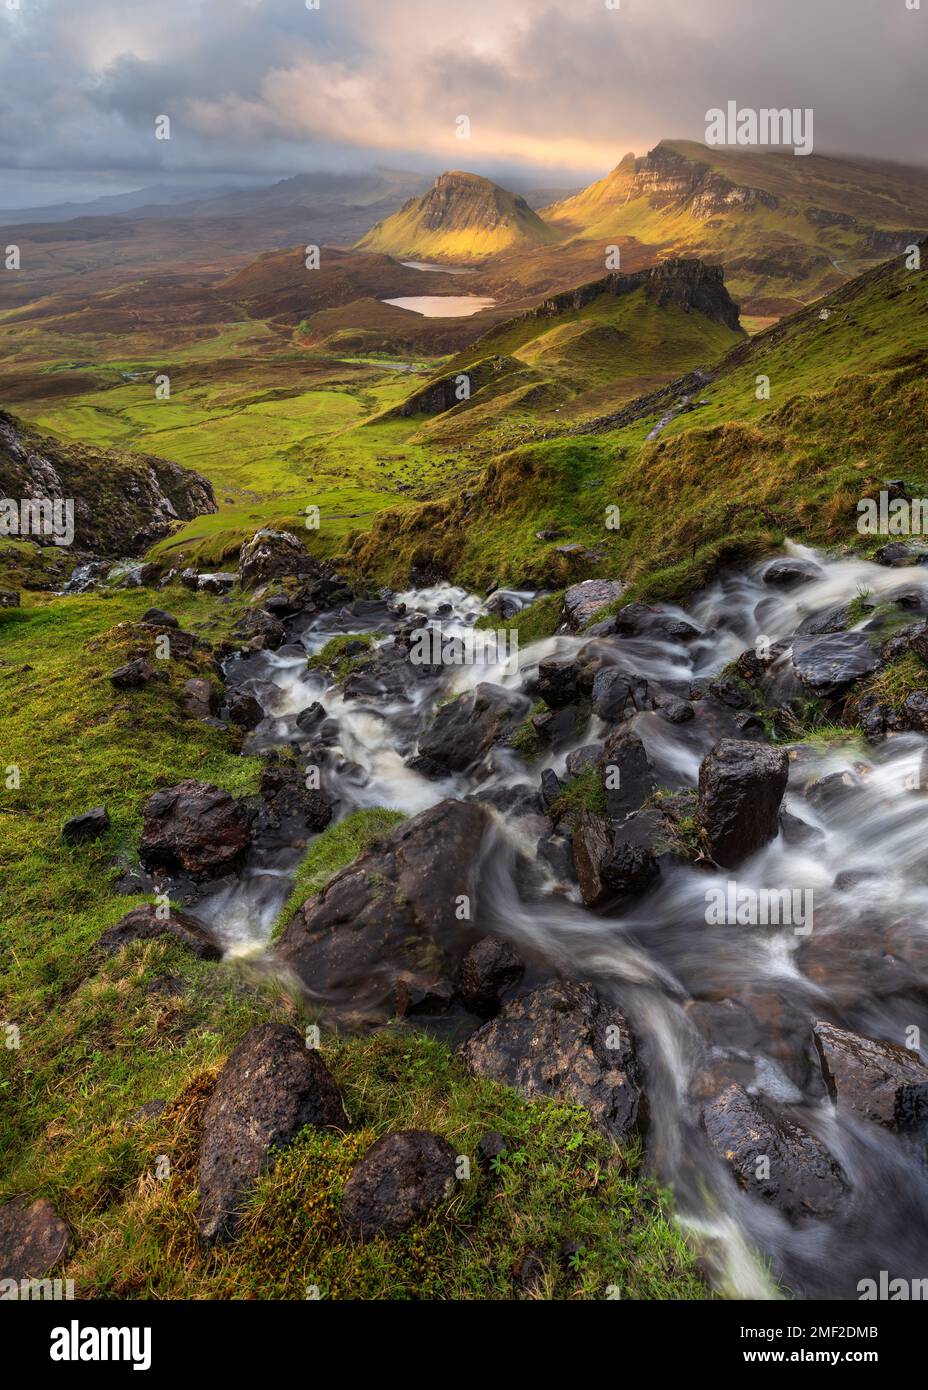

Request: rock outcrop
left=0, top=410, right=215, bottom=561
left=276, top=799, right=490, bottom=1021
left=460, top=981, right=645, bottom=1142
left=697, top=739, right=789, bottom=867
left=238, top=529, right=318, bottom=590
left=198, top=1024, right=347, bottom=1244
left=341, top=1131, right=458, bottom=1240
left=703, top=1084, right=848, bottom=1222
left=139, top=780, right=252, bottom=878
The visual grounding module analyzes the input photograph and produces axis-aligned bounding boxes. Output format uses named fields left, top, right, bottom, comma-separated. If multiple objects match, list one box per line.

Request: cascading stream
left=206, top=545, right=928, bottom=1299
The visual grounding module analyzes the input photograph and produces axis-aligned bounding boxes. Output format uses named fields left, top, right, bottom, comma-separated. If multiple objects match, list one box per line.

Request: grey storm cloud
left=0, top=0, right=925, bottom=188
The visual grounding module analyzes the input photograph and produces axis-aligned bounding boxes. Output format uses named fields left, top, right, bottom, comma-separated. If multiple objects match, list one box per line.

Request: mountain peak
left=356, top=170, right=561, bottom=262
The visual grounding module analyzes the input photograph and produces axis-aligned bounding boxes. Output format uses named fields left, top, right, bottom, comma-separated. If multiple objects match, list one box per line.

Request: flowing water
left=199, top=544, right=928, bottom=1299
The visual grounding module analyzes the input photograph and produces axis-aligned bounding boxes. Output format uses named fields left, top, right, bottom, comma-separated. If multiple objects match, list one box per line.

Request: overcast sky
left=1, top=0, right=926, bottom=207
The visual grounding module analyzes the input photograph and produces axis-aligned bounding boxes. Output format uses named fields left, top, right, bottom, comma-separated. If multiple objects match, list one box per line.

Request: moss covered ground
left=0, top=585, right=705, bottom=1300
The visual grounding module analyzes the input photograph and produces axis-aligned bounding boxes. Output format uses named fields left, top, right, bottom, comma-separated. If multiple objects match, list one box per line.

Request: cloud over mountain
left=1, top=0, right=926, bottom=200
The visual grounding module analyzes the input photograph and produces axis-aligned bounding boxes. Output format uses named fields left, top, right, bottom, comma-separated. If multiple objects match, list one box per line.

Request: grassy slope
left=2, top=262, right=743, bottom=575
left=362, top=282, right=743, bottom=464
left=543, top=141, right=928, bottom=312
left=0, top=587, right=703, bottom=1300
left=438, top=287, right=741, bottom=426
left=344, top=250, right=928, bottom=594
left=0, top=302, right=459, bottom=572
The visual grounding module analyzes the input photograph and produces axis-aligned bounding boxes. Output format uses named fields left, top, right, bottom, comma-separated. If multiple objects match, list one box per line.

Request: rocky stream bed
left=8, top=528, right=928, bottom=1296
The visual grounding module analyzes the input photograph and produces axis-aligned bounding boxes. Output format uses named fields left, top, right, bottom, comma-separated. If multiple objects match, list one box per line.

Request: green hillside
left=372, top=260, right=743, bottom=450
left=344, top=245, right=928, bottom=596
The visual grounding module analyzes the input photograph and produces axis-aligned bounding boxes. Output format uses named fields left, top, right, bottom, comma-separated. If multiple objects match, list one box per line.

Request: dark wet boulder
left=233, top=606, right=286, bottom=651
left=779, top=808, right=825, bottom=848
left=222, top=690, right=264, bottom=730
left=141, top=607, right=179, bottom=628
left=883, top=586, right=928, bottom=613
left=602, top=834, right=661, bottom=898
left=295, top=701, right=327, bottom=734
left=790, top=632, right=879, bottom=698
left=874, top=541, right=924, bottom=568
left=562, top=580, right=623, bottom=631
left=707, top=673, right=752, bottom=709
left=812, top=1020, right=928, bottom=1133
left=600, top=728, right=655, bottom=822
left=412, top=683, right=526, bottom=778
left=61, top=806, right=110, bottom=843
left=659, top=696, right=695, bottom=724
left=198, top=1023, right=347, bottom=1244
left=458, top=935, right=525, bottom=1017
left=109, top=657, right=164, bottom=691
left=591, top=668, right=652, bottom=722
left=570, top=812, right=612, bottom=902
left=539, top=767, right=563, bottom=809
left=460, top=981, right=645, bottom=1143
left=796, top=603, right=852, bottom=636
left=535, top=658, right=579, bottom=708
left=527, top=702, right=588, bottom=752
left=904, top=689, right=928, bottom=731
left=762, top=557, right=824, bottom=587
left=99, top=904, right=221, bottom=960
left=394, top=974, right=456, bottom=1017
left=253, top=759, right=334, bottom=844
left=697, top=739, right=789, bottom=868
left=341, top=1131, right=457, bottom=1241
left=703, top=1084, right=848, bottom=1222
left=612, top=602, right=700, bottom=642
left=905, top=622, right=928, bottom=664
left=485, top=590, right=520, bottom=619
left=537, top=831, right=577, bottom=884
left=471, top=782, right=542, bottom=821
left=854, top=693, right=893, bottom=743
left=139, top=779, right=252, bottom=877
left=239, top=529, right=318, bottom=589
left=804, top=769, right=861, bottom=812
left=182, top=677, right=219, bottom=720
left=0, top=1196, right=70, bottom=1280
left=0, top=588, right=19, bottom=608
left=197, top=572, right=237, bottom=594
left=266, top=593, right=303, bottom=619
left=565, top=743, right=602, bottom=778
left=572, top=810, right=659, bottom=908
left=276, top=800, right=489, bottom=1022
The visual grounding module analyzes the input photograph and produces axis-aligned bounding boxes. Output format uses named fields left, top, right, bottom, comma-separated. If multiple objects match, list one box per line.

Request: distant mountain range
left=346, top=143, right=928, bottom=318
left=2, top=142, right=926, bottom=328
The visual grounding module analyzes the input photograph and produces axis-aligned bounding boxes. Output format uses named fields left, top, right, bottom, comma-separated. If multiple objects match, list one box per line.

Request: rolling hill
left=344, top=241, right=928, bottom=593
left=542, top=140, right=928, bottom=319
left=376, top=258, right=744, bottom=445
left=355, top=171, right=563, bottom=262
